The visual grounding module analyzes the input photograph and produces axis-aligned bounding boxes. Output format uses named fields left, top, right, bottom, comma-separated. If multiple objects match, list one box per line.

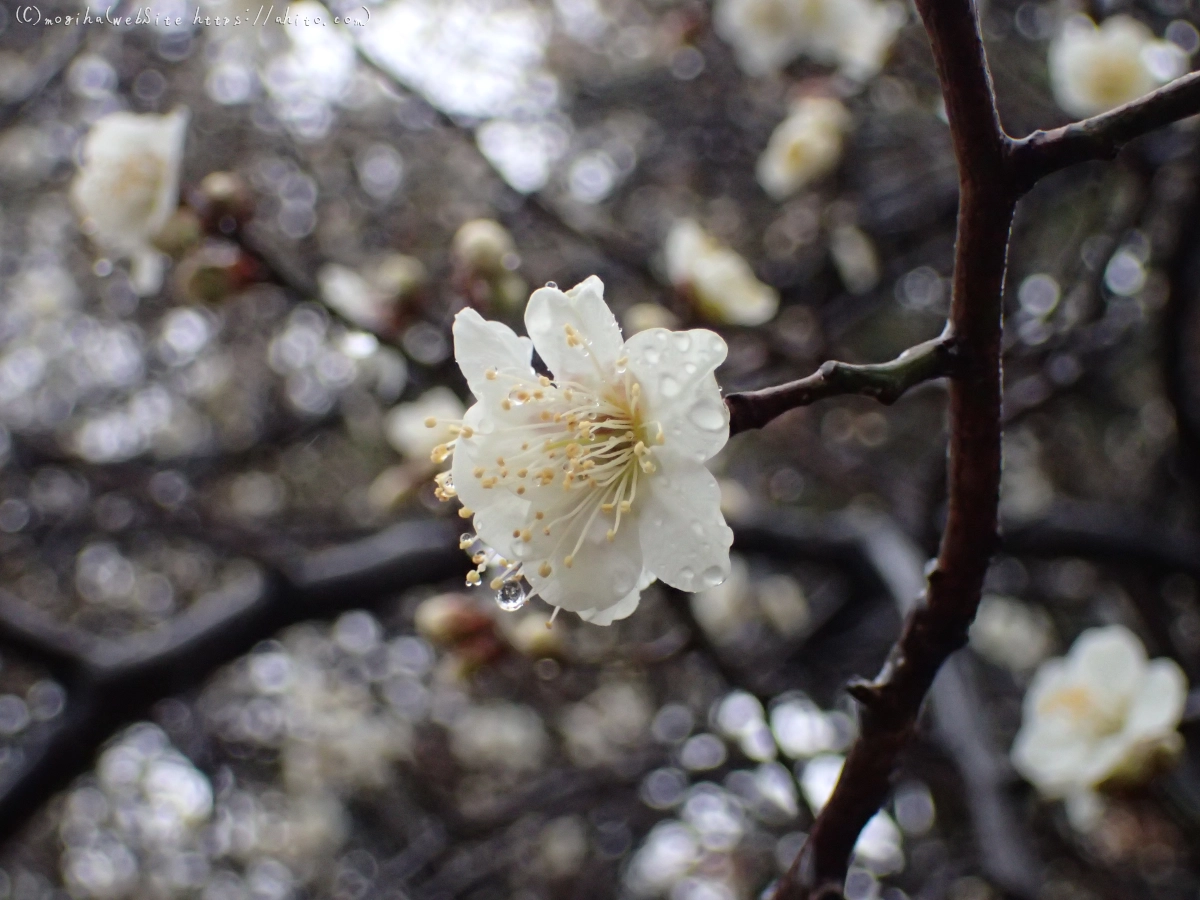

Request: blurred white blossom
left=665, top=220, right=779, bottom=325
left=1049, top=15, right=1186, bottom=118
left=1012, top=625, right=1188, bottom=827
left=386, top=387, right=467, bottom=462
left=442, top=277, right=734, bottom=623
left=450, top=701, right=549, bottom=771
left=71, top=109, right=189, bottom=295
left=453, top=219, right=516, bottom=275
left=714, top=0, right=904, bottom=79
left=969, top=594, right=1056, bottom=674
left=757, top=96, right=849, bottom=200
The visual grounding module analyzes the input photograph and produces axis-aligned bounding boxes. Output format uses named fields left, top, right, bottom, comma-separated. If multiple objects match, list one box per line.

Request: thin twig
left=725, top=332, right=956, bottom=436
left=1008, top=71, right=1200, bottom=192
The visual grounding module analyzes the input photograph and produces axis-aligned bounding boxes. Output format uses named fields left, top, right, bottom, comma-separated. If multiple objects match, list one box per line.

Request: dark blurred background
left=1, top=0, right=1200, bottom=898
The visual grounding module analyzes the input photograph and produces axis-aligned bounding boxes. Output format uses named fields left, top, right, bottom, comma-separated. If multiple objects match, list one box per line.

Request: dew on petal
left=703, top=566, right=726, bottom=587
left=661, top=376, right=682, bottom=398
left=689, top=401, right=727, bottom=431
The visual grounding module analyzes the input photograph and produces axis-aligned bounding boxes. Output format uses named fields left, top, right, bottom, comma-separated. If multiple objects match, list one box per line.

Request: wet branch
left=725, top=332, right=956, bottom=436
left=1009, top=71, right=1200, bottom=191
left=776, top=0, right=1012, bottom=895
left=771, top=5, right=1200, bottom=899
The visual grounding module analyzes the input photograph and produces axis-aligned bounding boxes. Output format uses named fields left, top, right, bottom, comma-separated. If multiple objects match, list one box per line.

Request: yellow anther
left=521, top=529, right=532, bottom=542
left=517, top=485, right=526, bottom=495
left=491, top=577, right=504, bottom=591
left=606, top=528, right=615, bottom=542
left=473, top=467, right=485, bottom=478
left=466, top=570, right=481, bottom=585
left=619, top=501, right=632, bottom=513
left=513, top=529, right=521, bottom=538
left=535, top=511, right=545, bottom=520
left=459, top=538, right=474, bottom=550
left=486, top=368, right=498, bottom=380
left=539, top=561, right=552, bottom=577
left=502, top=399, right=512, bottom=410
left=424, top=416, right=437, bottom=428
left=601, top=503, right=615, bottom=513
left=564, top=554, right=575, bottom=568
left=461, top=426, right=475, bottom=438
left=517, top=468, right=528, bottom=478
left=459, top=507, right=474, bottom=518
left=538, top=375, right=551, bottom=386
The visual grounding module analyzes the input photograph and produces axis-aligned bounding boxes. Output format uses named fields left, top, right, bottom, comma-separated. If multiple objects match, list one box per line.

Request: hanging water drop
left=460, top=532, right=473, bottom=544
left=545, top=281, right=558, bottom=289
left=495, top=580, right=528, bottom=611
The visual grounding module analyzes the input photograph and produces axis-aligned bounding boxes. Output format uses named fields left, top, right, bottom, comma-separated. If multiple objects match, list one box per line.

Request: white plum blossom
left=1012, top=625, right=1187, bottom=825
left=430, top=277, right=734, bottom=624
left=756, top=96, right=850, bottom=200
left=714, top=0, right=904, bottom=80
left=665, top=220, right=779, bottom=326
left=385, top=387, right=466, bottom=462
left=453, top=218, right=516, bottom=275
left=1049, top=15, right=1186, bottom=118
left=71, top=108, right=189, bottom=296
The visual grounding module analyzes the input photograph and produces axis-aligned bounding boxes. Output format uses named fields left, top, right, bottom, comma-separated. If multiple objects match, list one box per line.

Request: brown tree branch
left=774, top=0, right=1012, bottom=895
left=725, top=332, right=956, bottom=436
left=1009, top=71, right=1200, bottom=192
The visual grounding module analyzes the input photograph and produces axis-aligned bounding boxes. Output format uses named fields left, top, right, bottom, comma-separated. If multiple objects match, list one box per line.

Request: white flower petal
left=623, top=327, right=729, bottom=463
left=452, top=307, right=535, bottom=399
left=638, top=450, right=733, bottom=592
left=1011, top=722, right=1095, bottom=797
left=1123, top=658, right=1187, bottom=741
left=577, top=571, right=655, bottom=625
left=523, top=276, right=624, bottom=385
left=1069, top=625, right=1146, bottom=702
left=524, top=505, right=645, bottom=612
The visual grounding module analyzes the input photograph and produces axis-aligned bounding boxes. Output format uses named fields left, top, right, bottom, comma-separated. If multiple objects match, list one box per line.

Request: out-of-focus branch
left=725, top=332, right=956, bottom=436
left=775, top=0, right=1012, bottom=895
left=1009, top=72, right=1200, bottom=192
left=0, top=520, right=463, bottom=847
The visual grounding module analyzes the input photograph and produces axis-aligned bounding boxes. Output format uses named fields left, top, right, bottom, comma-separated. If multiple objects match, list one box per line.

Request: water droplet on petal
left=443, top=474, right=454, bottom=491
left=661, top=375, right=681, bottom=398
left=674, top=333, right=692, bottom=352
left=690, top=521, right=705, bottom=537
left=656, top=331, right=668, bottom=343
left=684, top=363, right=697, bottom=375
left=644, top=348, right=661, bottom=365
left=460, top=532, right=473, bottom=544
left=496, top=581, right=528, bottom=611
left=545, top=281, right=558, bottom=289
left=680, top=566, right=695, bottom=582
left=702, top=565, right=725, bottom=586
left=688, top=401, right=727, bottom=431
